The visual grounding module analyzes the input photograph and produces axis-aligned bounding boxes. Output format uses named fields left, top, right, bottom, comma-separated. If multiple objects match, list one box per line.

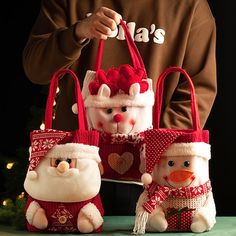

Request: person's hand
left=74, top=7, right=122, bottom=42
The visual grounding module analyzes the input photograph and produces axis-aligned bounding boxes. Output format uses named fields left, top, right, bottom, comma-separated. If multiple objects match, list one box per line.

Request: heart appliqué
left=108, top=152, right=134, bottom=175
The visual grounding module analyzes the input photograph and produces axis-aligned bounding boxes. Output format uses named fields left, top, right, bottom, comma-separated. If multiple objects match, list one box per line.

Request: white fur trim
left=84, top=89, right=154, bottom=108
left=46, top=143, right=101, bottom=162
left=81, top=203, right=103, bottom=229
left=163, top=142, right=211, bottom=160
left=26, top=201, right=41, bottom=224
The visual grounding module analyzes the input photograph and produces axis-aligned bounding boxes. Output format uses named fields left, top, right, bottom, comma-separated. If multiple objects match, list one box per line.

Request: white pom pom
left=141, top=173, right=152, bottom=185
left=72, top=103, right=78, bottom=114
left=27, top=171, right=38, bottom=180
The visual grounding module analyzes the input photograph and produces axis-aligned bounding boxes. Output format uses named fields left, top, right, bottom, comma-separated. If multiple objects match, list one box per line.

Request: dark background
left=1, top=1, right=236, bottom=216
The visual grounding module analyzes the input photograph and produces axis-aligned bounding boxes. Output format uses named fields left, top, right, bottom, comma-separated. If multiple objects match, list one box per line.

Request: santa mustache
left=47, top=166, right=79, bottom=177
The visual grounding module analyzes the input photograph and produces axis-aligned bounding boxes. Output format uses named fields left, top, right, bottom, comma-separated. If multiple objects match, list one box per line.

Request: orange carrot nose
left=169, top=170, right=194, bottom=183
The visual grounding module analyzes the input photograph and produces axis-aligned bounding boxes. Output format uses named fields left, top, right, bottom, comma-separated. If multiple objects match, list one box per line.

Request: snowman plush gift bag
left=74, top=20, right=154, bottom=184
left=24, top=69, right=104, bottom=233
left=133, top=67, right=216, bottom=234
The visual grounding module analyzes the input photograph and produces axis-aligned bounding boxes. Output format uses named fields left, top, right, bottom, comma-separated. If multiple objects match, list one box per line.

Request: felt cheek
left=69, top=159, right=77, bottom=168
left=97, top=121, right=103, bottom=128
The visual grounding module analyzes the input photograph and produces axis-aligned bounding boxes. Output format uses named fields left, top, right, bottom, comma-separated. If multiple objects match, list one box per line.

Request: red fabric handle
left=94, top=19, right=147, bottom=77
left=44, top=68, right=88, bottom=130
left=153, top=67, right=201, bottom=131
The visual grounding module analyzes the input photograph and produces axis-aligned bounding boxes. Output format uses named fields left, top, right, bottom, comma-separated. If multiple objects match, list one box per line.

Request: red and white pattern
left=29, top=129, right=72, bottom=171
left=25, top=194, right=104, bottom=233
left=100, top=132, right=144, bottom=145
left=166, top=207, right=194, bottom=231
left=143, top=180, right=212, bottom=213
left=144, top=129, right=183, bottom=173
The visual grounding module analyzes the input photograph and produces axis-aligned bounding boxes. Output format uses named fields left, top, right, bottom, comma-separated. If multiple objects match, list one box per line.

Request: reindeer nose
left=113, top=114, right=124, bottom=123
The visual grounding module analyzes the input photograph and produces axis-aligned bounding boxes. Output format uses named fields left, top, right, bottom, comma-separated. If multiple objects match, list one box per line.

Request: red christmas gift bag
left=24, top=68, right=104, bottom=233
left=133, top=67, right=216, bottom=234
left=73, top=20, right=154, bottom=183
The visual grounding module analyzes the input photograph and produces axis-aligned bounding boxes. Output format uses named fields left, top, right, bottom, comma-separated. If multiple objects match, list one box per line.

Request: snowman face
left=24, top=145, right=101, bottom=203
left=86, top=105, right=152, bottom=134
left=153, top=155, right=209, bottom=188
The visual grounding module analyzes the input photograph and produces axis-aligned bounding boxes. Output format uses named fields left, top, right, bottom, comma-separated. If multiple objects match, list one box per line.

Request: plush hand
left=26, top=201, right=48, bottom=230
left=32, top=208, right=48, bottom=230
left=77, top=203, right=103, bottom=233
left=191, top=207, right=216, bottom=233
left=147, top=206, right=168, bottom=232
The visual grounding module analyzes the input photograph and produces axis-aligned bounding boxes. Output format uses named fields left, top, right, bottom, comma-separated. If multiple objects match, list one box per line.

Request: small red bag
left=133, top=67, right=216, bottom=234
left=79, top=20, right=154, bottom=183
left=24, top=68, right=104, bottom=233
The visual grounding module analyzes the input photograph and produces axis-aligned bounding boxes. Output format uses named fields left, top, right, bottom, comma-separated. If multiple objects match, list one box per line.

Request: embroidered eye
left=168, top=160, right=175, bottom=167
left=55, top=159, right=61, bottom=166
left=183, top=161, right=190, bottom=167
left=106, top=108, right=113, bottom=114
left=66, top=159, right=72, bottom=164
left=121, top=106, right=127, bottom=112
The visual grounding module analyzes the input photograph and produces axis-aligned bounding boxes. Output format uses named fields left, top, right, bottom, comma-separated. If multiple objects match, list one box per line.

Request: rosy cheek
left=129, top=119, right=136, bottom=125
left=70, top=163, right=76, bottom=168
left=97, top=121, right=103, bottom=128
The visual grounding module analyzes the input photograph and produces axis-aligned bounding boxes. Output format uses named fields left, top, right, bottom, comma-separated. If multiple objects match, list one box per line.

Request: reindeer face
left=85, top=83, right=154, bottom=134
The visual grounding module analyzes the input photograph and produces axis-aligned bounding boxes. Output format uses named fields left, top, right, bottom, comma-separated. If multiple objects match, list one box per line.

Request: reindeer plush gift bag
left=133, top=67, right=216, bottom=234
left=23, top=69, right=104, bottom=233
left=75, top=20, right=154, bottom=183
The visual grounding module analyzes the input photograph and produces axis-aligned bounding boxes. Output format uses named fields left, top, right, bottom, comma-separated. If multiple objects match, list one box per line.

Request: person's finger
left=100, top=7, right=122, bottom=25
left=94, top=23, right=112, bottom=37
left=99, top=16, right=117, bottom=31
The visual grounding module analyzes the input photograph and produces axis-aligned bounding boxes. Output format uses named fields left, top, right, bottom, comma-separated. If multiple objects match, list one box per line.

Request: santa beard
left=24, top=157, right=101, bottom=203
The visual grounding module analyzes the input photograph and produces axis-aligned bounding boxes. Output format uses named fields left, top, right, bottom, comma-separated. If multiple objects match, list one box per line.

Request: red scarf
left=143, top=180, right=212, bottom=213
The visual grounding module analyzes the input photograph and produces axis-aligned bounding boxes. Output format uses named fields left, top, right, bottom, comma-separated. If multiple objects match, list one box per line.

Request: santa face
left=153, top=155, right=209, bottom=188
left=24, top=144, right=101, bottom=203
left=86, top=105, right=152, bottom=134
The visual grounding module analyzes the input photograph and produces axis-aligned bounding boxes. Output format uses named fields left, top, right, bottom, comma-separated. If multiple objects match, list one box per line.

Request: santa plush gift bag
left=133, top=67, right=216, bottom=234
left=77, top=20, right=154, bottom=183
left=24, top=68, right=104, bottom=233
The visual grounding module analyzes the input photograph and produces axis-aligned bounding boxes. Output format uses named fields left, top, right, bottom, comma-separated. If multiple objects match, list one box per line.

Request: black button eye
left=66, top=159, right=72, bottom=164
left=168, top=160, right=174, bottom=167
left=184, top=161, right=190, bottom=167
left=121, top=106, right=127, bottom=112
left=106, top=108, right=113, bottom=114
left=55, top=159, right=61, bottom=166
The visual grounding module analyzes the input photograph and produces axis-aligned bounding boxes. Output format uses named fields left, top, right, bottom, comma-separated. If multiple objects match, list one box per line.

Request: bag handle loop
left=45, top=68, right=87, bottom=130
left=153, top=67, right=201, bottom=131
left=94, top=19, right=147, bottom=77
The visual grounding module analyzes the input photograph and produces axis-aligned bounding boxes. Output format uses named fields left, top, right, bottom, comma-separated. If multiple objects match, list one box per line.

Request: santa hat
left=81, top=65, right=154, bottom=109
left=46, top=129, right=101, bottom=162
left=141, top=129, right=210, bottom=185
left=28, top=129, right=100, bottom=171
